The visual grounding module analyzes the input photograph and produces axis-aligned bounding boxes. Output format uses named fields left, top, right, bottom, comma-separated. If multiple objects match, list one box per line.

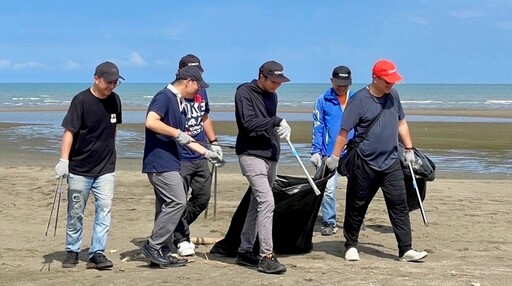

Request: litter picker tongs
left=45, top=177, right=65, bottom=236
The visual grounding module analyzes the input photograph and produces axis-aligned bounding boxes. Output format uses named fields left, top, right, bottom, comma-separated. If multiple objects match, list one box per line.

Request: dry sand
left=1, top=158, right=511, bottom=286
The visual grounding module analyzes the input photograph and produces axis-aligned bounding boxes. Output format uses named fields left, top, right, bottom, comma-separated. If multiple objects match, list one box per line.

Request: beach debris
left=109, top=249, right=117, bottom=253
left=190, top=236, right=219, bottom=245
left=470, top=283, right=480, bottom=286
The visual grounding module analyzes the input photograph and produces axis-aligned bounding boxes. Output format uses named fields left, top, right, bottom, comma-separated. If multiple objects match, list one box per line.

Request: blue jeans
left=65, top=172, right=115, bottom=257
left=321, top=171, right=338, bottom=226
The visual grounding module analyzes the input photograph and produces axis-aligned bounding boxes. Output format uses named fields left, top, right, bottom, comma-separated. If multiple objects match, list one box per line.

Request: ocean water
left=0, top=83, right=511, bottom=176
left=1, top=83, right=512, bottom=111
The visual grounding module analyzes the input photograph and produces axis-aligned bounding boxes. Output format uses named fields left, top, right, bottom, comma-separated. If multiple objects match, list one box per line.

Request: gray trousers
left=237, top=155, right=278, bottom=256
left=147, top=171, right=186, bottom=249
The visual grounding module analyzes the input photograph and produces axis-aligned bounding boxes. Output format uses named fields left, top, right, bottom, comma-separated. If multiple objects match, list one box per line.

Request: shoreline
left=1, top=107, right=511, bottom=180
left=1, top=107, right=512, bottom=119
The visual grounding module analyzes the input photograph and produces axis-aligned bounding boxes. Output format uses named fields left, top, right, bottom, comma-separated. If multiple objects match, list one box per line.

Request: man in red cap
left=325, top=59, right=428, bottom=262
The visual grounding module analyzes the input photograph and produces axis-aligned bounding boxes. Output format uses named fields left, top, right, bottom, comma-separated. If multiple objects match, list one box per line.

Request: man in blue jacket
left=310, top=66, right=354, bottom=236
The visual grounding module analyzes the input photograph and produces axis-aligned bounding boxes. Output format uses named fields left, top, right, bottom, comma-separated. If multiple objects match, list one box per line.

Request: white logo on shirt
left=110, top=114, right=117, bottom=123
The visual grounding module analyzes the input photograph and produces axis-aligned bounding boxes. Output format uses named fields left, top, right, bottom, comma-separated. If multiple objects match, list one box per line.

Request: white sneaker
left=177, top=241, right=195, bottom=256
left=399, top=249, right=428, bottom=262
left=344, top=247, right=360, bottom=261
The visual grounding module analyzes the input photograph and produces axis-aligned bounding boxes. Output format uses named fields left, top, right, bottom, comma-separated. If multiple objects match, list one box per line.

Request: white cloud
left=12, top=61, right=44, bottom=70
left=449, top=9, right=484, bottom=19
left=0, top=59, right=12, bottom=69
left=407, top=16, right=428, bottom=25
left=128, top=52, right=147, bottom=66
left=111, top=52, right=147, bottom=67
left=63, top=60, right=81, bottom=70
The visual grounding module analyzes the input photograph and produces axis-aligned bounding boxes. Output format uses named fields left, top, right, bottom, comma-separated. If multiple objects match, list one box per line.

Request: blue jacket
left=311, top=88, right=354, bottom=157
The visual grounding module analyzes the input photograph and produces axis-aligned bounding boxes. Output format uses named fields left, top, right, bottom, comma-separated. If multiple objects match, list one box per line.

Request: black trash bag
left=210, top=163, right=334, bottom=257
left=404, top=175, right=427, bottom=212
left=398, top=144, right=436, bottom=182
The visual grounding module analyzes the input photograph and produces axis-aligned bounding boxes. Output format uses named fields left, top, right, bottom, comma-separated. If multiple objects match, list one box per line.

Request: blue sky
left=1, top=1, right=511, bottom=84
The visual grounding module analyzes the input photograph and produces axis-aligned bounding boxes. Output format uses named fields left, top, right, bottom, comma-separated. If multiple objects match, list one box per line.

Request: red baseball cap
left=372, top=59, right=402, bottom=84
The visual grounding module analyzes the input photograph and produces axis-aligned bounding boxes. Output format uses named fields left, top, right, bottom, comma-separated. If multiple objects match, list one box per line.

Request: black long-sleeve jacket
left=234, top=80, right=283, bottom=161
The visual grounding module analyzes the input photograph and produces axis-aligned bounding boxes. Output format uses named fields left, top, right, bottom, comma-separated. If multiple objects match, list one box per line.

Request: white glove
left=310, top=153, right=322, bottom=167
left=325, top=155, right=340, bottom=171
left=204, top=151, right=225, bottom=167
left=276, top=119, right=291, bottom=140
left=55, top=159, right=69, bottom=179
left=175, top=130, right=193, bottom=145
left=210, top=142, right=223, bottom=158
left=404, top=149, right=416, bottom=165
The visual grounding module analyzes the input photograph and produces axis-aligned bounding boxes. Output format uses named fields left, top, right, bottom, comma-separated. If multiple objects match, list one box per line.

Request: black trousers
left=173, top=159, right=212, bottom=245
left=343, top=158, right=412, bottom=257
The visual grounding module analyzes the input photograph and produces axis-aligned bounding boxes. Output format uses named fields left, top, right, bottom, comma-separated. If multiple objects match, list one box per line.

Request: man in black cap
left=56, top=61, right=123, bottom=269
left=171, top=54, right=223, bottom=257
left=310, top=66, right=354, bottom=236
left=140, top=65, right=223, bottom=268
left=233, top=60, right=290, bottom=274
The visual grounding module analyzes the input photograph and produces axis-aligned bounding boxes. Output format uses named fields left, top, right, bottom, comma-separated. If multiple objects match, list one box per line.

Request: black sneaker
left=235, top=251, right=260, bottom=267
left=149, top=255, right=188, bottom=268
left=62, top=251, right=79, bottom=268
left=258, top=254, right=286, bottom=274
left=86, top=252, right=114, bottom=270
left=140, top=241, right=171, bottom=265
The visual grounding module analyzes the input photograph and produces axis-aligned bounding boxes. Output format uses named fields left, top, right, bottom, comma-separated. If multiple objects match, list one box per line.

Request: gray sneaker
left=236, top=251, right=261, bottom=267
left=321, top=225, right=338, bottom=236
left=258, top=254, right=286, bottom=274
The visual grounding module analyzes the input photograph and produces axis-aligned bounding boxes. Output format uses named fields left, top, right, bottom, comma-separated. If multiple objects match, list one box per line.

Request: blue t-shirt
left=341, top=87, right=405, bottom=171
left=142, top=87, right=186, bottom=173
left=182, top=88, right=210, bottom=161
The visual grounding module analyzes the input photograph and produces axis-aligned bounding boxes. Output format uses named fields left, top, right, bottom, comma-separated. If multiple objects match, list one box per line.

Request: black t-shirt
left=62, top=88, right=122, bottom=176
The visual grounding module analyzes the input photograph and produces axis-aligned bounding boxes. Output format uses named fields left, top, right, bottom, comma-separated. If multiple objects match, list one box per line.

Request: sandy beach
left=0, top=108, right=511, bottom=285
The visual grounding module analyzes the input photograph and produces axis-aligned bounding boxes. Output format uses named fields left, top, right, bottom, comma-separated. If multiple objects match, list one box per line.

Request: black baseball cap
left=259, top=61, right=290, bottom=83
left=94, top=61, right=124, bottom=82
left=176, top=66, right=209, bottom=88
left=331, top=66, right=352, bottom=86
left=179, top=54, right=204, bottom=72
